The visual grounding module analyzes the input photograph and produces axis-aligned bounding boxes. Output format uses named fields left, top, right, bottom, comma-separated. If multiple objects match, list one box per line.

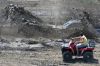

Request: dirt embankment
left=0, top=4, right=57, bottom=38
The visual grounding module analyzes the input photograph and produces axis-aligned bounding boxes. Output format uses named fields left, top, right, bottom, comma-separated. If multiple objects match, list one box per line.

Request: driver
left=75, top=33, right=88, bottom=48
left=72, top=33, right=88, bottom=55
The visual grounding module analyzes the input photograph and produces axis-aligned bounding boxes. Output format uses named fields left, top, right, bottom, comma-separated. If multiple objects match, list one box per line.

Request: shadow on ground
left=64, top=58, right=99, bottom=64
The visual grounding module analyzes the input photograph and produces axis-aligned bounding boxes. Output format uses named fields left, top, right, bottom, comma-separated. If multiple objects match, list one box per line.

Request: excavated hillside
left=0, top=4, right=55, bottom=37
left=65, top=8, right=100, bottom=39
left=0, top=4, right=99, bottom=39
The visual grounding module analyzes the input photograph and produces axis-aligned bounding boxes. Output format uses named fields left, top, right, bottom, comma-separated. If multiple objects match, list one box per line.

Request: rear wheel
left=83, top=52, right=93, bottom=61
left=62, top=51, right=72, bottom=61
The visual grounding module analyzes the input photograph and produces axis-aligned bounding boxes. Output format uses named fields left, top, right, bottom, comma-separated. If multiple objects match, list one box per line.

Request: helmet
left=80, top=32, right=83, bottom=36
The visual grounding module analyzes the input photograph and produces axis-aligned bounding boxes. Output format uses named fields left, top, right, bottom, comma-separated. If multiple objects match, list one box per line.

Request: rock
left=27, top=40, right=39, bottom=45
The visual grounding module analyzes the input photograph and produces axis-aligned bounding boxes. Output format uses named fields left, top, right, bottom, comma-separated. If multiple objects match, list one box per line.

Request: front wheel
left=62, top=51, right=72, bottom=61
left=83, top=52, right=93, bottom=61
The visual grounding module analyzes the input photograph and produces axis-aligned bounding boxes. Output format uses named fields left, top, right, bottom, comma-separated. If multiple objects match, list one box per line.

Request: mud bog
left=0, top=44, right=99, bottom=66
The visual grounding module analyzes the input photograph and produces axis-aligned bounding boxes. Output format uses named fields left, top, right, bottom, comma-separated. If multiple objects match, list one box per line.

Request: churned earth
left=0, top=38, right=99, bottom=66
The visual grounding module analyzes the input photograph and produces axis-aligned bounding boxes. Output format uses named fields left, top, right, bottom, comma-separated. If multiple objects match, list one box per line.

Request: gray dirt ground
left=0, top=44, right=100, bottom=66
